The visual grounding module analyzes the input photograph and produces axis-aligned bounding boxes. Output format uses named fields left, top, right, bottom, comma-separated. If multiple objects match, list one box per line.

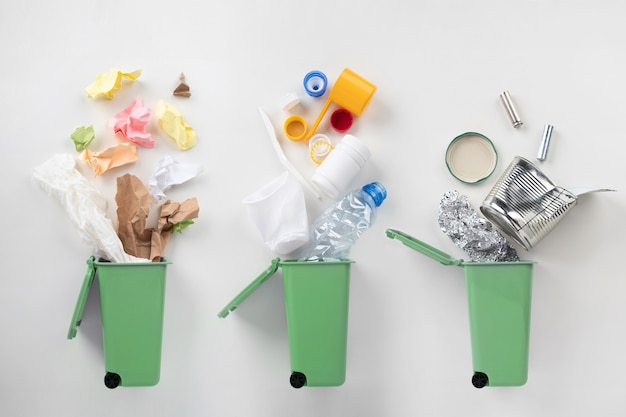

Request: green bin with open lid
left=386, top=228, right=535, bottom=388
left=219, top=257, right=353, bottom=388
left=69, top=256, right=171, bottom=388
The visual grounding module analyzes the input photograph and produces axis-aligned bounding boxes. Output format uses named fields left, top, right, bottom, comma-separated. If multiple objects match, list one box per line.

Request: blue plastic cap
left=303, top=70, right=328, bottom=97
left=362, top=182, right=387, bottom=207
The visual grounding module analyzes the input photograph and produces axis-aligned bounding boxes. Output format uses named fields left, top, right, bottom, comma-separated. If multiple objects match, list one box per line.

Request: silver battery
left=537, top=124, right=554, bottom=161
left=499, top=90, right=523, bottom=128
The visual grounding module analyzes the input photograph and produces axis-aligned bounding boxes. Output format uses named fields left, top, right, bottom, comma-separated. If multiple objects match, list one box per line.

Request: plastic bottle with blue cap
left=298, top=182, right=387, bottom=261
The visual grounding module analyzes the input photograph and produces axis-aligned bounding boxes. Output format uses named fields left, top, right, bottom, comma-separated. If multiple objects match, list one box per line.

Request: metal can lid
left=445, top=132, right=498, bottom=184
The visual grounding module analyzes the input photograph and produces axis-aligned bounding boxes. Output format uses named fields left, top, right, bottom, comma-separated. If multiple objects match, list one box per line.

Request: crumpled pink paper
left=109, top=96, right=154, bottom=148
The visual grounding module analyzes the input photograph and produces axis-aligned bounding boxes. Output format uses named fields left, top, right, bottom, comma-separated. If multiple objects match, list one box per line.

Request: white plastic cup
left=242, top=172, right=309, bottom=255
left=311, top=134, right=371, bottom=199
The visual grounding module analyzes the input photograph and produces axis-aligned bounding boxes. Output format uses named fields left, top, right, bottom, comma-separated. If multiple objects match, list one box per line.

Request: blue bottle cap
left=362, top=182, right=387, bottom=207
left=303, top=70, right=328, bottom=97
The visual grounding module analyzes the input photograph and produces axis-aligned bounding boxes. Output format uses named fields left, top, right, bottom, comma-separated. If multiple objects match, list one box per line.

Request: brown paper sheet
left=116, top=173, right=199, bottom=261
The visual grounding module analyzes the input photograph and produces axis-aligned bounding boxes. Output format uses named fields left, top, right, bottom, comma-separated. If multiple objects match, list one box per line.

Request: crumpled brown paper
left=116, top=173, right=199, bottom=261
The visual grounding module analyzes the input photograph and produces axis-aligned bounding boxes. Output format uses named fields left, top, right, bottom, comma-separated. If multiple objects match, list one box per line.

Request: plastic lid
left=362, top=182, right=387, bottom=207
left=279, top=92, right=300, bottom=111
left=68, top=257, right=98, bottom=339
left=303, top=70, right=328, bottom=97
left=330, top=108, right=353, bottom=132
left=217, top=258, right=280, bottom=318
left=284, top=115, right=307, bottom=141
left=385, top=229, right=464, bottom=266
left=445, top=132, right=497, bottom=184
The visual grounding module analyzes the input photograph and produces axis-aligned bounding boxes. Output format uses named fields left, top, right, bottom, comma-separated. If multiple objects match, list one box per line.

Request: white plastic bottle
left=298, top=182, right=387, bottom=261
left=311, top=134, right=371, bottom=199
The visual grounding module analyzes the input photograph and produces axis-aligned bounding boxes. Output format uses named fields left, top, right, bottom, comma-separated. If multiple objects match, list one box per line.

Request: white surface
left=1, top=1, right=625, bottom=416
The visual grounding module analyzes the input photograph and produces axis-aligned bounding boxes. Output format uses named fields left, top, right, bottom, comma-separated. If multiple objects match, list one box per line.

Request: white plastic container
left=311, top=134, right=371, bottom=199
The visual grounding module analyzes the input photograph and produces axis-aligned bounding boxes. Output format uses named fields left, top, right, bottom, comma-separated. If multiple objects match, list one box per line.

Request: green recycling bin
left=219, top=257, right=353, bottom=388
left=386, top=229, right=535, bottom=388
left=68, top=256, right=171, bottom=388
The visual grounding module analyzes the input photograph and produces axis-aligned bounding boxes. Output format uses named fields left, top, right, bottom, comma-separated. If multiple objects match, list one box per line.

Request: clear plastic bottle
left=298, top=182, right=387, bottom=261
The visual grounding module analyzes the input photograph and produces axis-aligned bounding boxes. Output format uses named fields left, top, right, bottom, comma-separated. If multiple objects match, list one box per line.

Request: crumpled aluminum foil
left=438, top=190, right=519, bottom=262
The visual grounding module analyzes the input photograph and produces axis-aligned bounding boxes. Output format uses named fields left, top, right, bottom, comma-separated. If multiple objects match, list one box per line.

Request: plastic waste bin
left=219, top=257, right=353, bottom=388
left=386, top=229, right=535, bottom=388
left=68, top=256, right=171, bottom=388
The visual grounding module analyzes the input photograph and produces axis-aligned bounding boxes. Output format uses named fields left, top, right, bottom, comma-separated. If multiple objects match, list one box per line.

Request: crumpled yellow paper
left=154, top=99, right=197, bottom=150
left=81, top=143, right=138, bottom=176
left=85, top=68, right=142, bottom=99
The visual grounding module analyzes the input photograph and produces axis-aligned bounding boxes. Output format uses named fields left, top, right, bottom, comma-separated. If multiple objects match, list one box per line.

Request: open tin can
left=480, top=156, right=578, bottom=250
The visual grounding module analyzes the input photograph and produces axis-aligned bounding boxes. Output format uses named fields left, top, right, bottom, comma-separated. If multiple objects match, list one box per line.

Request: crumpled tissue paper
left=32, top=154, right=146, bottom=263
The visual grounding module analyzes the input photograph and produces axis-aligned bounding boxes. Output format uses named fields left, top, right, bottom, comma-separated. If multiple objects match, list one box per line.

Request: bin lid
left=68, top=257, right=98, bottom=339
left=217, top=258, right=281, bottom=318
left=385, top=229, right=464, bottom=267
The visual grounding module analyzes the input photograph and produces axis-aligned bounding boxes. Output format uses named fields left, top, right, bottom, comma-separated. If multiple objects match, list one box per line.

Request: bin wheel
left=290, top=371, right=307, bottom=389
left=472, top=372, right=488, bottom=389
left=104, top=372, right=121, bottom=389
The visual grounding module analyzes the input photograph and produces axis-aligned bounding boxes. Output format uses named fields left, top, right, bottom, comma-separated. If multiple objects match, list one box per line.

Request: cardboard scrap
left=116, top=173, right=199, bottom=261
left=173, top=73, right=191, bottom=98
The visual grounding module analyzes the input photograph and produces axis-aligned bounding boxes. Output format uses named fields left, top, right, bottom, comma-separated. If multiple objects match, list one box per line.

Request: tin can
left=480, top=156, right=577, bottom=250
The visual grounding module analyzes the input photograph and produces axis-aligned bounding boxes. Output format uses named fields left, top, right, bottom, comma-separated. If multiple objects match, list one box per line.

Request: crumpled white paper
left=32, top=154, right=147, bottom=263
left=148, top=155, right=204, bottom=204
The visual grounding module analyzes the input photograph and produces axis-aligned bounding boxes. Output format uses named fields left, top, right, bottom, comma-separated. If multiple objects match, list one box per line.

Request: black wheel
left=104, top=372, right=121, bottom=389
left=472, top=371, right=488, bottom=389
left=290, top=371, right=306, bottom=389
